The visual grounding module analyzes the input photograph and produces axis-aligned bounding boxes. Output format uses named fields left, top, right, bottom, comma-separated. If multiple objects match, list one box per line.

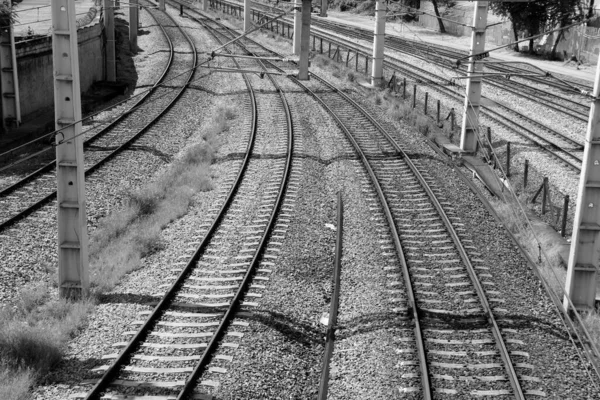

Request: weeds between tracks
left=0, top=102, right=236, bottom=399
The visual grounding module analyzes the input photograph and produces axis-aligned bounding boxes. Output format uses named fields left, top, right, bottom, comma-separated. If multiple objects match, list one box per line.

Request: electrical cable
left=1, top=8, right=290, bottom=164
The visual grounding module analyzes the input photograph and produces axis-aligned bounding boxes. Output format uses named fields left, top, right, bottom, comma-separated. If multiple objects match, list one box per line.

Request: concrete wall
left=417, top=1, right=513, bottom=46
left=15, top=23, right=104, bottom=118
left=417, top=1, right=600, bottom=62
left=537, top=26, right=600, bottom=63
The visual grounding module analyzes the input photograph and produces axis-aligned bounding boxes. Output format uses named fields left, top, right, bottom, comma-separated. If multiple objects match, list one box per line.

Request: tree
left=491, top=0, right=551, bottom=53
left=547, top=0, right=589, bottom=59
left=431, top=0, right=446, bottom=33
left=0, top=1, right=17, bottom=30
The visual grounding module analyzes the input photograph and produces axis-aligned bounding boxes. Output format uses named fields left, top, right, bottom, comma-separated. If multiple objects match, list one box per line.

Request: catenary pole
left=297, top=0, right=311, bottom=80
left=0, top=12, right=20, bottom=130
left=244, top=0, right=251, bottom=31
left=293, top=0, right=302, bottom=55
left=460, top=1, right=488, bottom=152
left=320, top=0, right=328, bottom=17
left=129, top=0, right=138, bottom=52
left=104, top=0, right=116, bottom=81
left=371, top=0, right=385, bottom=87
left=52, top=0, right=90, bottom=298
left=564, top=52, right=600, bottom=310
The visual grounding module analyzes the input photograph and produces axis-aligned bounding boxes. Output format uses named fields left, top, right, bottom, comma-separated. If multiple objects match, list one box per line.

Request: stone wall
left=15, top=23, right=104, bottom=118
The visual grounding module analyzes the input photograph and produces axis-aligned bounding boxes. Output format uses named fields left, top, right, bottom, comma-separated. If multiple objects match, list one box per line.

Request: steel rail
left=281, top=70, right=432, bottom=399
left=83, top=15, right=260, bottom=400
left=313, top=74, right=525, bottom=399
left=211, top=3, right=585, bottom=172
left=219, top=17, right=526, bottom=394
left=0, top=0, right=182, bottom=232
left=317, top=191, right=343, bottom=400
left=174, top=13, right=295, bottom=400
left=0, top=3, right=175, bottom=198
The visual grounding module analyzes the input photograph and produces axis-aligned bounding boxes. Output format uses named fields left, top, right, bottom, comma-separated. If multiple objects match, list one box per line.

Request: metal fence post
left=562, top=195, right=570, bottom=237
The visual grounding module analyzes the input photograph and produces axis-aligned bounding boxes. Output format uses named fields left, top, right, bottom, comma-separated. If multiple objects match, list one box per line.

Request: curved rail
left=86, top=7, right=294, bottom=398
left=175, top=11, right=295, bottom=400
left=83, top=33, right=259, bottom=400
left=213, top=1, right=585, bottom=172
left=207, top=14, right=524, bottom=395
left=0, top=0, right=188, bottom=232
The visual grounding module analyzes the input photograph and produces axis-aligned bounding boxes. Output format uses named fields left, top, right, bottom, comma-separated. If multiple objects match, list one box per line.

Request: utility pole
left=371, top=0, right=385, bottom=87
left=159, top=0, right=165, bottom=11
left=297, top=0, right=311, bottom=80
left=460, top=1, right=488, bottom=153
left=0, top=14, right=20, bottom=130
left=244, top=0, right=251, bottom=32
left=320, top=0, right=328, bottom=17
left=52, top=0, right=90, bottom=298
left=129, top=0, right=139, bottom=53
left=203, top=0, right=208, bottom=12
left=104, top=0, right=116, bottom=81
left=293, top=0, right=302, bottom=55
left=564, top=53, right=600, bottom=311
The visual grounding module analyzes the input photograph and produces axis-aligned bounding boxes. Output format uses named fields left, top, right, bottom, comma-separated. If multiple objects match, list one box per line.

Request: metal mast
left=52, top=0, right=89, bottom=298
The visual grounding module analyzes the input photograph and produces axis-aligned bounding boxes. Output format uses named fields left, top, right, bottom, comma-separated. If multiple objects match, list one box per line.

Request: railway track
left=0, top=0, right=196, bottom=232
left=211, top=1, right=586, bottom=173
left=307, top=15, right=592, bottom=113
left=298, top=71, right=535, bottom=398
left=185, top=7, right=545, bottom=397
left=78, top=5, right=299, bottom=399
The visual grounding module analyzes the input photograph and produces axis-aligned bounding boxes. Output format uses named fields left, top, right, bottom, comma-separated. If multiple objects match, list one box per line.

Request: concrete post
left=0, top=20, right=20, bottom=130
left=293, top=0, right=302, bottom=55
left=104, top=0, right=116, bottom=81
left=460, top=1, right=488, bottom=153
left=564, top=52, right=600, bottom=310
left=244, top=0, right=251, bottom=32
left=52, top=0, right=89, bottom=298
left=129, top=0, right=139, bottom=53
left=297, top=0, right=311, bottom=80
left=371, top=0, right=385, bottom=87
left=320, top=0, right=328, bottom=17
left=159, top=0, right=165, bottom=11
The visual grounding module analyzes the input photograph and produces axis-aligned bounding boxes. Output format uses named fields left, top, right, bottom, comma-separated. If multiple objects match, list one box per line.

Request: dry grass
left=0, top=365, right=33, bottom=400
left=0, top=281, right=93, bottom=398
left=89, top=104, right=230, bottom=292
left=1, top=102, right=233, bottom=396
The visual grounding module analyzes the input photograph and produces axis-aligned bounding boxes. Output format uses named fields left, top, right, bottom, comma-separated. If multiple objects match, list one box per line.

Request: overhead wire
left=393, top=9, right=600, bottom=372
left=455, top=63, right=600, bottom=381
left=1, top=7, right=291, bottom=167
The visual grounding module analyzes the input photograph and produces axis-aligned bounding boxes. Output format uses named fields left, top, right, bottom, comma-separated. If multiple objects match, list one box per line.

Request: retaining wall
left=15, top=23, right=104, bottom=118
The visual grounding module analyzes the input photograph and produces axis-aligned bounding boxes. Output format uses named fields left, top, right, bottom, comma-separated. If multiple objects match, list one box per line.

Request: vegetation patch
left=1, top=101, right=235, bottom=397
